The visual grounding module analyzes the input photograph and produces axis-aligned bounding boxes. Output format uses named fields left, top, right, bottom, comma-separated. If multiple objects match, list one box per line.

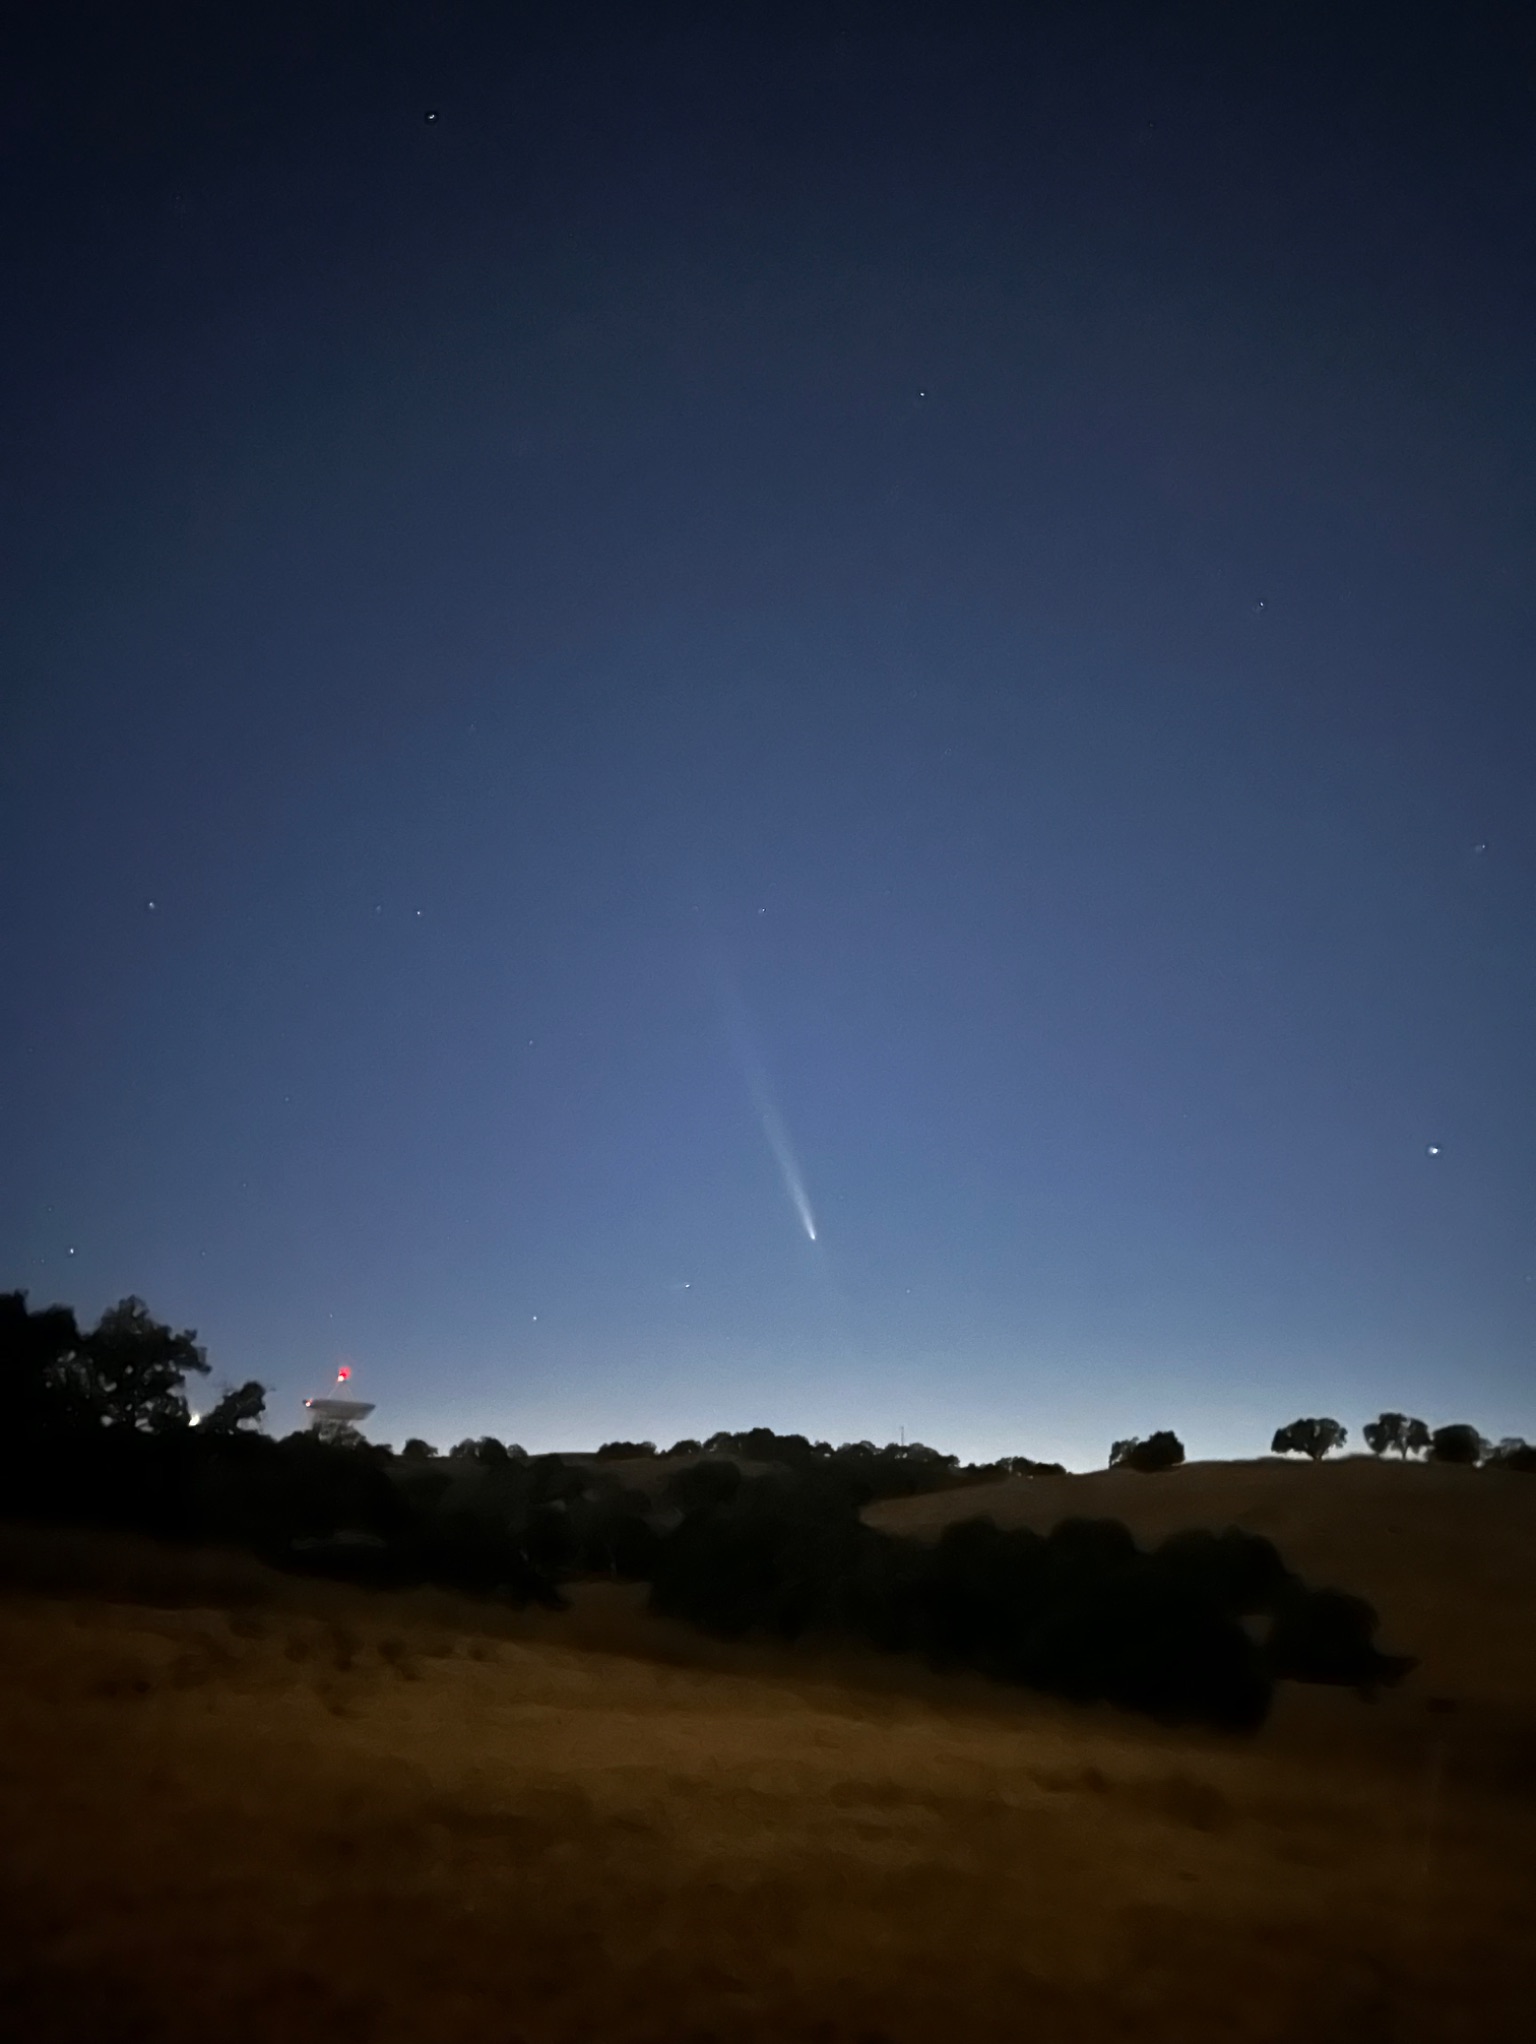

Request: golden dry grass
left=0, top=1466, right=1532, bottom=2044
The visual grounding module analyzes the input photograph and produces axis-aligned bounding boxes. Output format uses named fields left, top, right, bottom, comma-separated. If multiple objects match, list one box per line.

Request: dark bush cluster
left=1109, top=1431, right=1185, bottom=1473
left=648, top=1479, right=1413, bottom=1730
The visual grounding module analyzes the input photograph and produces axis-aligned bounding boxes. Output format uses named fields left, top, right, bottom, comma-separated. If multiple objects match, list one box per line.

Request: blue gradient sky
left=3, top=3, right=1533, bottom=1465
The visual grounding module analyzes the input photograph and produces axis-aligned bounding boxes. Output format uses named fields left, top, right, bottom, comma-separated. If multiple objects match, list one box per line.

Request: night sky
left=3, top=3, right=1533, bottom=1466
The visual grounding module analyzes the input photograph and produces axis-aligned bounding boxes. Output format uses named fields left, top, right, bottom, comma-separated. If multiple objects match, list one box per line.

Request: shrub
left=1110, top=1431, right=1185, bottom=1473
left=664, top=1457, right=744, bottom=1514
left=1265, top=1586, right=1415, bottom=1691
left=1155, top=1527, right=1293, bottom=1614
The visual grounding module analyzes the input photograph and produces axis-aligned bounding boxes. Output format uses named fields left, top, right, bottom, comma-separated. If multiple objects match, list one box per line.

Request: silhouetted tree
left=400, top=1437, right=439, bottom=1459
left=0, top=1290, right=82, bottom=1435
left=1364, top=1412, right=1403, bottom=1456
left=79, top=1296, right=209, bottom=1432
left=1486, top=1438, right=1536, bottom=1473
left=458, top=1435, right=528, bottom=1466
left=523, top=1501, right=578, bottom=1572
left=310, top=1417, right=366, bottom=1448
left=200, top=1380, right=267, bottom=1435
left=1272, top=1417, right=1347, bottom=1461
left=572, top=1486, right=660, bottom=1577
left=1110, top=1431, right=1185, bottom=1472
left=527, top=1454, right=587, bottom=1506
left=1429, top=1423, right=1484, bottom=1466
left=667, top=1438, right=701, bottom=1456
left=596, top=1439, right=657, bottom=1459
left=1363, top=1412, right=1430, bottom=1457
left=664, top=1457, right=744, bottom=1514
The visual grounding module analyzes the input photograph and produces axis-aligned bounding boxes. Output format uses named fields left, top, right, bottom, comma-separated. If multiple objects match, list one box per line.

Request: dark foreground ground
left=0, top=1478, right=1532, bottom=2043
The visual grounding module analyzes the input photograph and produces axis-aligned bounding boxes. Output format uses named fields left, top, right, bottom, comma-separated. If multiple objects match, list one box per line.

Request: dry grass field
left=0, top=1459, right=1532, bottom=2043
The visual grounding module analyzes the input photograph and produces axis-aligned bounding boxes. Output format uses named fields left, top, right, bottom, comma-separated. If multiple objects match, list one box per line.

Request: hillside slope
left=2, top=1543, right=1533, bottom=2043
left=866, top=1458, right=1536, bottom=1710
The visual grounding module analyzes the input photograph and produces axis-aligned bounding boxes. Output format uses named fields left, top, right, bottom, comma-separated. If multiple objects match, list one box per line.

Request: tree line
left=0, top=1286, right=1453, bottom=1733
left=1265, top=1413, right=1535, bottom=1468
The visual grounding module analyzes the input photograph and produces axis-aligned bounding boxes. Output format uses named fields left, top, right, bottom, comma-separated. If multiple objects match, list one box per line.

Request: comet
left=717, top=978, right=820, bottom=1245
left=757, top=1097, right=819, bottom=1242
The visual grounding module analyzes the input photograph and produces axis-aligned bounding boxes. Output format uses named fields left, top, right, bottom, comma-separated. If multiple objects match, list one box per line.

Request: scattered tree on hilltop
left=1271, top=1417, right=1347, bottom=1462
left=1429, top=1423, right=1485, bottom=1466
left=447, top=1436, right=527, bottom=1464
left=1362, top=1412, right=1430, bottom=1458
left=967, top=1452, right=1067, bottom=1480
left=1486, top=1437, right=1536, bottom=1473
left=596, top=1439, right=657, bottom=1459
left=1109, top=1431, right=1185, bottom=1473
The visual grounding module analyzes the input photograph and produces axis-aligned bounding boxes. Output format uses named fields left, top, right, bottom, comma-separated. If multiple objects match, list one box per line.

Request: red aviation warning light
left=337, top=1366, right=351, bottom=1383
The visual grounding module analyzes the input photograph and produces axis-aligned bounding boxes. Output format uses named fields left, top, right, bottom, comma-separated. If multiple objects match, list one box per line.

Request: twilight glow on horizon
left=2, top=4, right=1532, bottom=1469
